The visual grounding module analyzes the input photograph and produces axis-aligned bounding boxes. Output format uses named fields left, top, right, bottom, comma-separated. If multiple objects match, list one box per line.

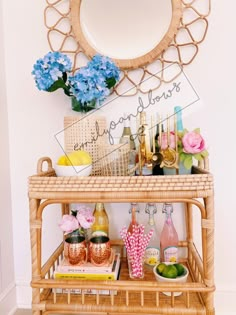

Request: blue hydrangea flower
left=89, top=54, right=120, bottom=82
left=32, top=51, right=120, bottom=112
left=32, top=52, right=72, bottom=91
left=68, top=66, right=110, bottom=106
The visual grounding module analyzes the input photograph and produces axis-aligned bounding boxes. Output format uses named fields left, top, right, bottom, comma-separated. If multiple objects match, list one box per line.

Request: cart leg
left=30, top=198, right=43, bottom=315
left=203, top=195, right=215, bottom=314
left=32, top=288, right=42, bottom=315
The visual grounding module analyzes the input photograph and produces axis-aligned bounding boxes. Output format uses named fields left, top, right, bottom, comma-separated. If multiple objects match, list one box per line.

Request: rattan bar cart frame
left=28, top=157, right=215, bottom=315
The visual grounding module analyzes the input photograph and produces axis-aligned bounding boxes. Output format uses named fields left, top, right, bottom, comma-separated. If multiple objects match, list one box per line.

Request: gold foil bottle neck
left=95, top=203, right=104, bottom=211
left=140, top=112, right=147, bottom=125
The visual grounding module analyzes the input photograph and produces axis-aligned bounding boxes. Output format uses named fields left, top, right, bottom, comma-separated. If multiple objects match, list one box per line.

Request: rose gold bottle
left=160, top=203, right=179, bottom=262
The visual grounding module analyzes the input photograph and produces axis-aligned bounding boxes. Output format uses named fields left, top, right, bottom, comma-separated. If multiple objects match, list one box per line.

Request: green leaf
left=63, top=88, right=71, bottom=97
left=201, top=150, right=209, bottom=157
left=177, top=131, right=183, bottom=140
left=193, top=153, right=202, bottom=161
left=183, top=155, right=193, bottom=169
left=179, top=152, right=186, bottom=161
left=106, top=77, right=116, bottom=89
left=193, top=128, right=200, bottom=134
left=47, top=78, right=66, bottom=92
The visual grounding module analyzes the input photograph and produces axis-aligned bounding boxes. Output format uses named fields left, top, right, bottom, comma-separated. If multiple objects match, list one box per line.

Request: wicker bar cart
left=28, top=157, right=215, bottom=315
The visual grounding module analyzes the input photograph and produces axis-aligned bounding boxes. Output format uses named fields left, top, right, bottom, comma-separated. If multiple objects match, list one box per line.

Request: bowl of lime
left=55, top=150, right=92, bottom=177
left=153, top=262, right=189, bottom=296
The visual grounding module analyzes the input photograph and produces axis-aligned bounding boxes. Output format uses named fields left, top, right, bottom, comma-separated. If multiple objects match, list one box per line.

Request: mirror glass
left=80, top=0, right=173, bottom=59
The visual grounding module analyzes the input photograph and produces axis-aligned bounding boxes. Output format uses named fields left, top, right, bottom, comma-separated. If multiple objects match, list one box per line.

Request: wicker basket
left=64, top=116, right=130, bottom=176
left=98, top=142, right=130, bottom=176
left=64, top=115, right=107, bottom=176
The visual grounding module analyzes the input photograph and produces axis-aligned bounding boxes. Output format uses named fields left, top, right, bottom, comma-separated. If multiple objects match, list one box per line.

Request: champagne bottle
left=127, top=202, right=140, bottom=234
left=144, top=203, right=160, bottom=267
left=91, top=203, right=109, bottom=237
left=152, top=114, right=164, bottom=175
left=174, top=106, right=183, bottom=132
left=160, top=203, right=179, bottom=262
left=120, top=112, right=136, bottom=150
left=139, top=112, right=151, bottom=158
left=136, top=112, right=152, bottom=175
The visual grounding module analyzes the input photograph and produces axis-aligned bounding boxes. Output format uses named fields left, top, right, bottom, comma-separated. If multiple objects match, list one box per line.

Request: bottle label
left=91, top=230, right=108, bottom=237
left=163, top=246, right=178, bottom=263
left=144, top=246, right=160, bottom=266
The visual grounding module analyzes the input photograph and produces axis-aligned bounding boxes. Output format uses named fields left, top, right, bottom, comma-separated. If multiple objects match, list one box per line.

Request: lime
left=161, top=265, right=178, bottom=279
left=174, top=263, right=185, bottom=276
left=156, top=263, right=166, bottom=275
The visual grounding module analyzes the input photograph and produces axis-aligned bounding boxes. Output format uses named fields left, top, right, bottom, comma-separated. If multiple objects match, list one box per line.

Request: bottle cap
left=145, top=203, right=157, bottom=215
left=162, top=203, right=173, bottom=213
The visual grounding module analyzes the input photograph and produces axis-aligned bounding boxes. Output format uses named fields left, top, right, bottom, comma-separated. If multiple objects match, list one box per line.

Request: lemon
left=57, top=155, right=69, bottom=166
left=169, top=256, right=177, bottom=263
left=67, top=150, right=92, bottom=166
left=161, top=265, right=178, bottom=279
left=148, top=257, right=158, bottom=265
left=156, top=263, right=166, bottom=275
left=174, top=263, right=185, bottom=276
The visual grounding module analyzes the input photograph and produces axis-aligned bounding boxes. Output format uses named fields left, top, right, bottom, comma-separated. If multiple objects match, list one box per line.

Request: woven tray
left=29, top=157, right=213, bottom=201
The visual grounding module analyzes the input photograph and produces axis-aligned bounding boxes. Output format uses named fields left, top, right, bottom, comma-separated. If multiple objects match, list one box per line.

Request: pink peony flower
left=76, top=206, right=95, bottom=229
left=182, top=131, right=205, bottom=154
left=58, top=214, right=79, bottom=233
left=159, top=131, right=176, bottom=150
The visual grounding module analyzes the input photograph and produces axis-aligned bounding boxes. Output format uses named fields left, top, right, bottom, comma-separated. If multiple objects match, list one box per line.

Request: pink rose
left=58, top=214, right=79, bottom=233
left=159, top=132, right=176, bottom=150
left=182, top=131, right=205, bottom=154
left=77, top=207, right=95, bottom=229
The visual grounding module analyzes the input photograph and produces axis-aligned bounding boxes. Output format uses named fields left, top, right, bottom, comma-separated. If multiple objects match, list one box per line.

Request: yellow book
left=54, top=255, right=120, bottom=281
left=54, top=273, right=116, bottom=280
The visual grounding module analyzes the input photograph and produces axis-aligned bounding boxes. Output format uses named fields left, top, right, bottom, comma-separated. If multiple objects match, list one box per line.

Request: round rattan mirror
left=70, top=0, right=182, bottom=69
left=44, top=0, right=211, bottom=95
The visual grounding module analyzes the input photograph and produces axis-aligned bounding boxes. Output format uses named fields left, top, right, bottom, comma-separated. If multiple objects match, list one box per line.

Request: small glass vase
left=71, top=96, right=96, bottom=113
left=163, top=161, right=192, bottom=175
left=127, top=255, right=145, bottom=279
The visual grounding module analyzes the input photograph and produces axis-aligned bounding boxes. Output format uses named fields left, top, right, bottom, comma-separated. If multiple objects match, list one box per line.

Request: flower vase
left=127, top=255, right=145, bottom=279
left=163, top=161, right=192, bottom=175
left=71, top=96, right=96, bottom=113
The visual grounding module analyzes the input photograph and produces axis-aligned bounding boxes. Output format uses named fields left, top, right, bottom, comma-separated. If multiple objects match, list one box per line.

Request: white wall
left=0, top=0, right=16, bottom=313
left=1, top=0, right=236, bottom=314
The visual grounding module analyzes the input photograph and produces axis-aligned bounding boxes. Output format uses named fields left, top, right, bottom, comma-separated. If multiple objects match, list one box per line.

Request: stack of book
left=54, top=251, right=121, bottom=295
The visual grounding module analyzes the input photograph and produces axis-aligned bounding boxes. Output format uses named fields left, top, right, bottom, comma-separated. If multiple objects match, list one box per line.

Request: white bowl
left=54, top=164, right=92, bottom=177
left=153, top=263, right=189, bottom=296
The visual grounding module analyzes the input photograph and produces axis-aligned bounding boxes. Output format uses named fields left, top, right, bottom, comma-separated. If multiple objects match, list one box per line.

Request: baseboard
left=0, top=281, right=17, bottom=315
left=15, top=280, right=32, bottom=309
left=14, top=281, right=236, bottom=313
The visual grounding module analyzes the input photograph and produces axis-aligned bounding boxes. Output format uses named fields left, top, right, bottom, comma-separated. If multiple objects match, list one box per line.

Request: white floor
left=14, top=311, right=31, bottom=315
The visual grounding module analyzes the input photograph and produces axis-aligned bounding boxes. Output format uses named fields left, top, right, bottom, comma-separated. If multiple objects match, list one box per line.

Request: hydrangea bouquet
left=32, top=52, right=120, bottom=112
left=59, top=205, right=95, bottom=237
left=160, top=129, right=208, bottom=169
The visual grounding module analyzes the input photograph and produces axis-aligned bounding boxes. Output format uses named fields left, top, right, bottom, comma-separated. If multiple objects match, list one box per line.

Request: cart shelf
left=28, top=157, right=215, bottom=315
